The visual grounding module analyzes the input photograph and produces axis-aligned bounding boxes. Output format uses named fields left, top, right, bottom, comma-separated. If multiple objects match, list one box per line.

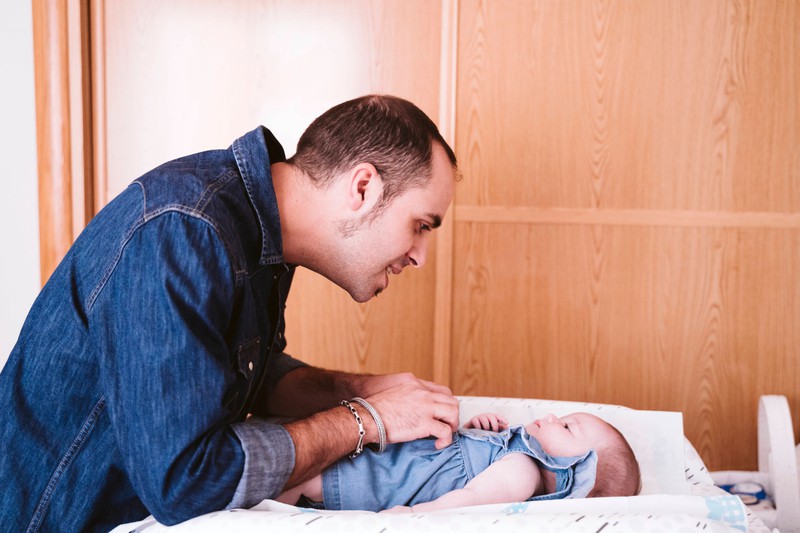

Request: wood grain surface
left=451, top=222, right=800, bottom=469
left=451, top=0, right=799, bottom=471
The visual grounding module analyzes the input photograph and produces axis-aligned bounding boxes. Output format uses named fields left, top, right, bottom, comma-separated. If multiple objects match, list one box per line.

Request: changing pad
left=110, top=396, right=772, bottom=533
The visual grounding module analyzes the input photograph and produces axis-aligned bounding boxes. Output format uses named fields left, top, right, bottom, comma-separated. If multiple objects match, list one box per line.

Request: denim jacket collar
left=231, top=126, right=287, bottom=265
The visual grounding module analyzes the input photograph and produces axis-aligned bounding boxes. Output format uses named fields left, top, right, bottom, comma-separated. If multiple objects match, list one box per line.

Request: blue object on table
left=718, top=482, right=768, bottom=505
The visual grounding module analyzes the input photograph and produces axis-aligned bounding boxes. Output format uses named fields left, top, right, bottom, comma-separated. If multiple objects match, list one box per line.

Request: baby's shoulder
left=496, top=450, right=538, bottom=468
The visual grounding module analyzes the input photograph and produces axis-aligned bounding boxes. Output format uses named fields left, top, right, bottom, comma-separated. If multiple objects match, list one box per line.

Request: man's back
left=0, top=129, right=288, bottom=531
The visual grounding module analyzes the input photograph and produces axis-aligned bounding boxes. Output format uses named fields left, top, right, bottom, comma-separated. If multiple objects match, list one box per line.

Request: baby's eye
left=563, top=423, right=570, bottom=430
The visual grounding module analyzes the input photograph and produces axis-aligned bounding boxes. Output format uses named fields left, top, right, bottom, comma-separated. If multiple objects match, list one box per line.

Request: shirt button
left=248, top=361, right=254, bottom=371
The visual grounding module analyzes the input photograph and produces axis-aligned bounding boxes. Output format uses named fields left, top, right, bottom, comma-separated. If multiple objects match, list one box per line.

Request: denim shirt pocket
left=237, top=337, right=261, bottom=379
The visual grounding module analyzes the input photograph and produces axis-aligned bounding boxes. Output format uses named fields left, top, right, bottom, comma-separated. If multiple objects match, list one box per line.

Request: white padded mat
left=457, top=396, right=689, bottom=496
left=110, top=396, right=770, bottom=533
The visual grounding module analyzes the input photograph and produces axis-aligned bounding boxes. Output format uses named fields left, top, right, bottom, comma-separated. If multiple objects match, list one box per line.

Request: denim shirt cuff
left=227, top=419, right=295, bottom=509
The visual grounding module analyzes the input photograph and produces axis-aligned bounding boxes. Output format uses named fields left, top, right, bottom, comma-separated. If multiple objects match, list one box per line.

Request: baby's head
left=525, top=412, right=641, bottom=497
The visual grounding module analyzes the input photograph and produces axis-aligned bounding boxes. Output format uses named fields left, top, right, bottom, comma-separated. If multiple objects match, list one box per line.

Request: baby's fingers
left=465, top=413, right=509, bottom=431
left=495, top=414, right=510, bottom=430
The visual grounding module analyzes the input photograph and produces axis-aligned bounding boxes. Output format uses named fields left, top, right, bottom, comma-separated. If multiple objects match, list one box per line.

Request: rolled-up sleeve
left=227, top=418, right=295, bottom=508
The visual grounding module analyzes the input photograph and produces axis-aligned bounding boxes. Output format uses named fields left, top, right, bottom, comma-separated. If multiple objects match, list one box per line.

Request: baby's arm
left=462, top=413, right=509, bottom=432
left=389, top=452, right=540, bottom=513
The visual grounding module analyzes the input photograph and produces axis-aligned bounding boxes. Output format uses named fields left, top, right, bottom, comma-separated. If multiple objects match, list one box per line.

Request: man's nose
left=407, top=235, right=429, bottom=268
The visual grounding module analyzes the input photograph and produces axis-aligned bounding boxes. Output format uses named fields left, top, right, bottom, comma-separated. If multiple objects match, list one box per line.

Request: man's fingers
left=432, top=420, right=456, bottom=449
left=366, top=378, right=461, bottom=445
left=420, top=378, right=454, bottom=397
left=431, top=393, right=459, bottom=430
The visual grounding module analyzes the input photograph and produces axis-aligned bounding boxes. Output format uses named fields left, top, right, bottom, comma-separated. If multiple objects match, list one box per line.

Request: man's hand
left=462, top=413, right=509, bottom=432
left=348, top=372, right=453, bottom=399
left=267, top=368, right=455, bottom=421
left=278, top=370, right=459, bottom=493
left=355, top=374, right=459, bottom=449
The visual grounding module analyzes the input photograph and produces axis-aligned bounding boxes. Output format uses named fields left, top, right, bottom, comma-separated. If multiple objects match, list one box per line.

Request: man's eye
left=419, top=223, right=431, bottom=233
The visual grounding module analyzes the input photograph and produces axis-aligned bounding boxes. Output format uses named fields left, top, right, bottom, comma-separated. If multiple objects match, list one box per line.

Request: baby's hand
left=462, top=413, right=509, bottom=432
left=380, top=505, right=413, bottom=513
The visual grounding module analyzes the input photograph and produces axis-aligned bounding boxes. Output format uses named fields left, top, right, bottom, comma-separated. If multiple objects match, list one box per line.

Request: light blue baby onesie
left=320, top=424, right=598, bottom=511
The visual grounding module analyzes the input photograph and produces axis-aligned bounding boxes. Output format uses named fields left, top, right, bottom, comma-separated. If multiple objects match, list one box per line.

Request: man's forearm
left=272, top=368, right=460, bottom=492
left=275, top=367, right=394, bottom=489
left=281, top=401, right=378, bottom=489
left=267, top=366, right=360, bottom=417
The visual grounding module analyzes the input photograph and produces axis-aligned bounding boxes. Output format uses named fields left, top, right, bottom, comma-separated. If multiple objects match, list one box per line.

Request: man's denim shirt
left=0, top=127, right=307, bottom=532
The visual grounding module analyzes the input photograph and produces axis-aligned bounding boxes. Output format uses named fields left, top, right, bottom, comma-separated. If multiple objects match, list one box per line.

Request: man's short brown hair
left=288, top=94, right=458, bottom=211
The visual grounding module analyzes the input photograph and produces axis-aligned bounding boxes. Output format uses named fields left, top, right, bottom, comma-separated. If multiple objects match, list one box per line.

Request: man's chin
left=318, top=271, right=380, bottom=303
left=348, top=284, right=385, bottom=303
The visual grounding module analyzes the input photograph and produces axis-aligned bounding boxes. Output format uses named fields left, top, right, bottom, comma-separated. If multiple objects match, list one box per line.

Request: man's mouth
left=379, top=265, right=400, bottom=296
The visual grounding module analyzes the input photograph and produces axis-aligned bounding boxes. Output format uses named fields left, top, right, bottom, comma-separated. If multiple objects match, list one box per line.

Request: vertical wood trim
left=90, top=0, right=107, bottom=211
left=33, top=0, right=74, bottom=286
left=433, top=0, right=459, bottom=387
left=67, top=0, right=94, bottom=235
left=32, top=0, right=93, bottom=286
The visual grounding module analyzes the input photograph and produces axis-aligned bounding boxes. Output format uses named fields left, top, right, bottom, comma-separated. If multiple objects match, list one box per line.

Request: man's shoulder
left=134, top=148, right=241, bottom=215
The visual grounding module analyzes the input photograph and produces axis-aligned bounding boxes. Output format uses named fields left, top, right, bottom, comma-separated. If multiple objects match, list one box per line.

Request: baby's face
left=524, top=412, right=615, bottom=458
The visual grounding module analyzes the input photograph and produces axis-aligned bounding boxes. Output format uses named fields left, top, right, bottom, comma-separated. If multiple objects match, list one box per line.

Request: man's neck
left=270, top=162, right=332, bottom=267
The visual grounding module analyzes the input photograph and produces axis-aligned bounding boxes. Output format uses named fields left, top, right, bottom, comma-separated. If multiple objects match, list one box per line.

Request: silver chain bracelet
left=340, top=399, right=365, bottom=458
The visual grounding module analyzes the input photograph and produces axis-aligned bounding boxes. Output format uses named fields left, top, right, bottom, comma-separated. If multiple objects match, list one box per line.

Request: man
left=0, top=95, right=460, bottom=532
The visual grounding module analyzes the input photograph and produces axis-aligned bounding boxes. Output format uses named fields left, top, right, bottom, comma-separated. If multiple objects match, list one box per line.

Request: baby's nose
left=543, top=413, right=558, bottom=423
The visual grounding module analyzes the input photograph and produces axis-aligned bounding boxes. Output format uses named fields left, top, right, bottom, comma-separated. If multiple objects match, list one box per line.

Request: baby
left=278, top=411, right=641, bottom=512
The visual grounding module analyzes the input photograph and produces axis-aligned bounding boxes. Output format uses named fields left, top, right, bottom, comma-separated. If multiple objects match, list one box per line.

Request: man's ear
left=346, top=163, right=384, bottom=213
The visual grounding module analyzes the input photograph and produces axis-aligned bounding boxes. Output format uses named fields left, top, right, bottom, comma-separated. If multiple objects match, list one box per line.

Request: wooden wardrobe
left=33, top=0, right=800, bottom=471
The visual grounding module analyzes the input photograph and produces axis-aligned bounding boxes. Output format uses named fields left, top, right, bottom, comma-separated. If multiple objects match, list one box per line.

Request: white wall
left=0, top=2, right=40, bottom=369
